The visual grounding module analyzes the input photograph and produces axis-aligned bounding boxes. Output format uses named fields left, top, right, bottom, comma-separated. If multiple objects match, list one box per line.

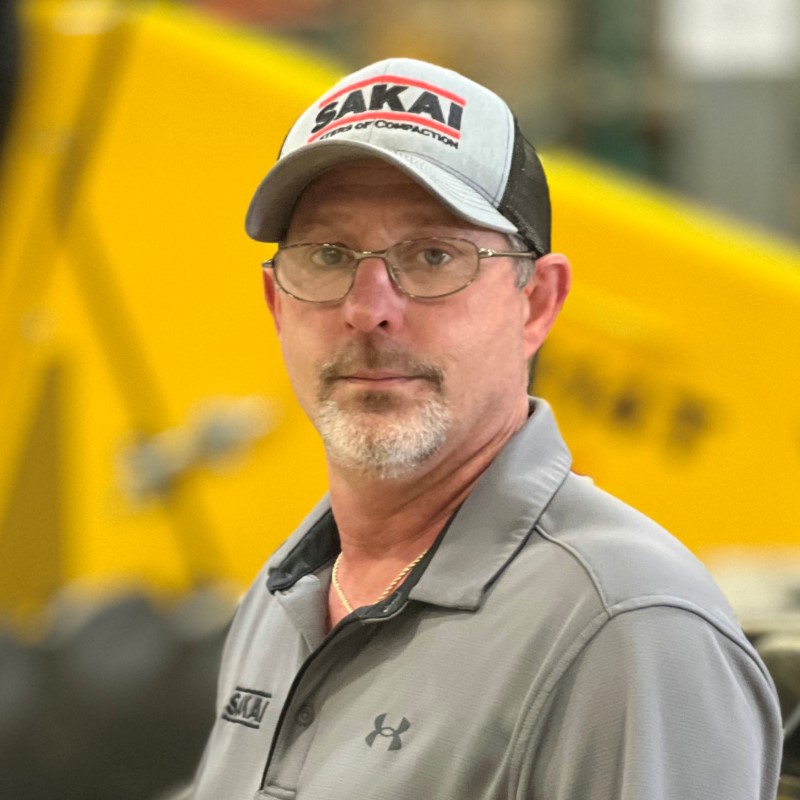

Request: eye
left=308, top=245, right=346, bottom=267
left=421, top=247, right=451, bottom=267
left=402, top=239, right=460, bottom=269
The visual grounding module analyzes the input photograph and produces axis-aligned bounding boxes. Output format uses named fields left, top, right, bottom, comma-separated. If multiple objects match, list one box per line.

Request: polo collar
left=266, top=399, right=572, bottom=612
left=409, top=398, right=571, bottom=609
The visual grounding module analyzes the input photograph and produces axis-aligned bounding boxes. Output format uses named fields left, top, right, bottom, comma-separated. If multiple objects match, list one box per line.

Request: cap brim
left=244, top=140, right=518, bottom=243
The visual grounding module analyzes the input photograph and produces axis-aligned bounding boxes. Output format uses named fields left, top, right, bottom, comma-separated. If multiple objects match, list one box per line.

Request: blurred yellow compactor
left=1, top=0, right=799, bottom=618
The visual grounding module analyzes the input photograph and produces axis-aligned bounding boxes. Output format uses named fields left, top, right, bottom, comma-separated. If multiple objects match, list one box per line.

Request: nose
left=341, top=255, right=406, bottom=333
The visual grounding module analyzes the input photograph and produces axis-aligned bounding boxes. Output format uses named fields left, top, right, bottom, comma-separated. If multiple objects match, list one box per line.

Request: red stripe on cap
left=319, top=75, right=467, bottom=108
left=307, top=111, right=463, bottom=143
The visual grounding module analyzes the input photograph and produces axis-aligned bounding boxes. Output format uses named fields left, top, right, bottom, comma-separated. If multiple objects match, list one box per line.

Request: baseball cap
left=245, top=57, right=551, bottom=256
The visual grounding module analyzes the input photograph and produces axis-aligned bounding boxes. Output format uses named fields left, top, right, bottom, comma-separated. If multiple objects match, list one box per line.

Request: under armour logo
left=365, top=713, right=410, bottom=751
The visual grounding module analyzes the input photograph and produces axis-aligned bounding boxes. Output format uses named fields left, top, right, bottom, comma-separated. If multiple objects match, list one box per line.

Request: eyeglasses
left=262, top=237, right=536, bottom=303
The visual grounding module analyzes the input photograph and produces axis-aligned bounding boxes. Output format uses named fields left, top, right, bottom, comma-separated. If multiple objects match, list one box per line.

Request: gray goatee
left=314, top=340, right=450, bottom=479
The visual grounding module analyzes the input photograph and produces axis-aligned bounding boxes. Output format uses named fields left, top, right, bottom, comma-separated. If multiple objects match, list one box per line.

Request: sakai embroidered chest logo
left=365, top=713, right=411, bottom=751
left=308, top=74, right=466, bottom=149
left=222, top=686, right=271, bottom=730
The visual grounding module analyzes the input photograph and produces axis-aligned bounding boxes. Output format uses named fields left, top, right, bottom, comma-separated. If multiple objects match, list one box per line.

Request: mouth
left=318, top=341, right=445, bottom=400
left=336, top=374, right=431, bottom=394
left=341, top=372, right=422, bottom=382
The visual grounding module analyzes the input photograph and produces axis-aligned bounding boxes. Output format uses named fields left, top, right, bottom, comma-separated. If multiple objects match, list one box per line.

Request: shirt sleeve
left=524, top=605, right=783, bottom=800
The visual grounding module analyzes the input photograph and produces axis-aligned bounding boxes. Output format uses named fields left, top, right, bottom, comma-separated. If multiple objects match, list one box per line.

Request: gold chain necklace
left=331, top=548, right=430, bottom=614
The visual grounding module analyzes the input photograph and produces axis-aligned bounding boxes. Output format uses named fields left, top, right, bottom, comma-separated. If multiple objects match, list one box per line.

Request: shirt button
left=295, top=705, right=315, bottom=726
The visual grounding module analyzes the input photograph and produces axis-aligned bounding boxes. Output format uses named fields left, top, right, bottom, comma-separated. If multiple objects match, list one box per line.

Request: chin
left=315, top=395, right=451, bottom=478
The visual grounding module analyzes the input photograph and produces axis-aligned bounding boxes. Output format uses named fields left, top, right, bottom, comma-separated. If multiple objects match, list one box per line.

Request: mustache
left=318, top=340, right=445, bottom=392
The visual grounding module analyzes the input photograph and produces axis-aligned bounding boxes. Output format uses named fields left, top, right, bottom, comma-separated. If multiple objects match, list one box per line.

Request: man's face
left=263, top=159, right=566, bottom=480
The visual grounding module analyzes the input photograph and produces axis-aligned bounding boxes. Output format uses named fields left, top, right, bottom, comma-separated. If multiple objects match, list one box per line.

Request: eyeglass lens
left=273, top=238, right=481, bottom=302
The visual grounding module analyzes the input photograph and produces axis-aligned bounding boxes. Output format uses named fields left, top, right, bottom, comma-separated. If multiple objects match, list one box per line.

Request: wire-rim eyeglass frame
left=261, top=237, right=538, bottom=304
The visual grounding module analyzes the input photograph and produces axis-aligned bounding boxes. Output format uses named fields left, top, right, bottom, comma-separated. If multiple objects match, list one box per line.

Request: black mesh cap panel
left=497, top=117, right=551, bottom=257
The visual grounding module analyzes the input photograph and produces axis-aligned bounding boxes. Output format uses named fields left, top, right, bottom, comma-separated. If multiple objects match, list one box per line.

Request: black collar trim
left=265, top=504, right=458, bottom=608
left=266, top=509, right=340, bottom=592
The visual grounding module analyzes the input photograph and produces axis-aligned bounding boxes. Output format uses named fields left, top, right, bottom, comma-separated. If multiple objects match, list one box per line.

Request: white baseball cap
left=245, top=57, right=551, bottom=256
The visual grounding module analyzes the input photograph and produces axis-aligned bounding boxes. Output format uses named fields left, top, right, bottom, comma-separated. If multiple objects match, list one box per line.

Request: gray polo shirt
left=190, top=399, right=782, bottom=800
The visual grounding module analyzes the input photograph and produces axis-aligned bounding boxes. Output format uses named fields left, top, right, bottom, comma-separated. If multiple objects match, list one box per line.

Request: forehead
left=288, top=159, right=467, bottom=232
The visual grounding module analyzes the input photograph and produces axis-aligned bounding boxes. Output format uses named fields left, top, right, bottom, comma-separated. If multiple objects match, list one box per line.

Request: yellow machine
left=1, top=0, right=799, bottom=621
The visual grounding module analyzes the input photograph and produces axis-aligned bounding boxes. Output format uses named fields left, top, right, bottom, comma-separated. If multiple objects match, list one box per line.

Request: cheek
left=275, top=314, right=325, bottom=405
left=464, top=300, right=529, bottom=382
left=432, top=308, right=525, bottom=393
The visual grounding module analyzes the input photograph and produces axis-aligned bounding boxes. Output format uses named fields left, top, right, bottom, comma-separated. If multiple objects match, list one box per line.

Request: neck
left=327, top=410, right=525, bottom=559
left=325, top=458, right=480, bottom=628
left=323, top=398, right=530, bottom=628
left=329, top=468, right=468, bottom=562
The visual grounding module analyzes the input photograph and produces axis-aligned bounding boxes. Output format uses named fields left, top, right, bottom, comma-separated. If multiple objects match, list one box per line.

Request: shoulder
left=509, top=475, right=782, bottom=798
left=531, top=471, right=743, bottom=638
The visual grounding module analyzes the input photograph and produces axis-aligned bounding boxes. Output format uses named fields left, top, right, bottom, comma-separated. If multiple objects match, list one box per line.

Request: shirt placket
left=257, top=604, right=386, bottom=799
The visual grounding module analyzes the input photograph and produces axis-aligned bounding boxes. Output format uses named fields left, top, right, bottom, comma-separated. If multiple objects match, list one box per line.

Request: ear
left=262, top=267, right=283, bottom=334
left=522, top=253, right=571, bottom=358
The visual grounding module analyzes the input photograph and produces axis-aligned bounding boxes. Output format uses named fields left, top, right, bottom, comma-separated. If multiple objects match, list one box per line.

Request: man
left=190, top=58, right=782, bottom=799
